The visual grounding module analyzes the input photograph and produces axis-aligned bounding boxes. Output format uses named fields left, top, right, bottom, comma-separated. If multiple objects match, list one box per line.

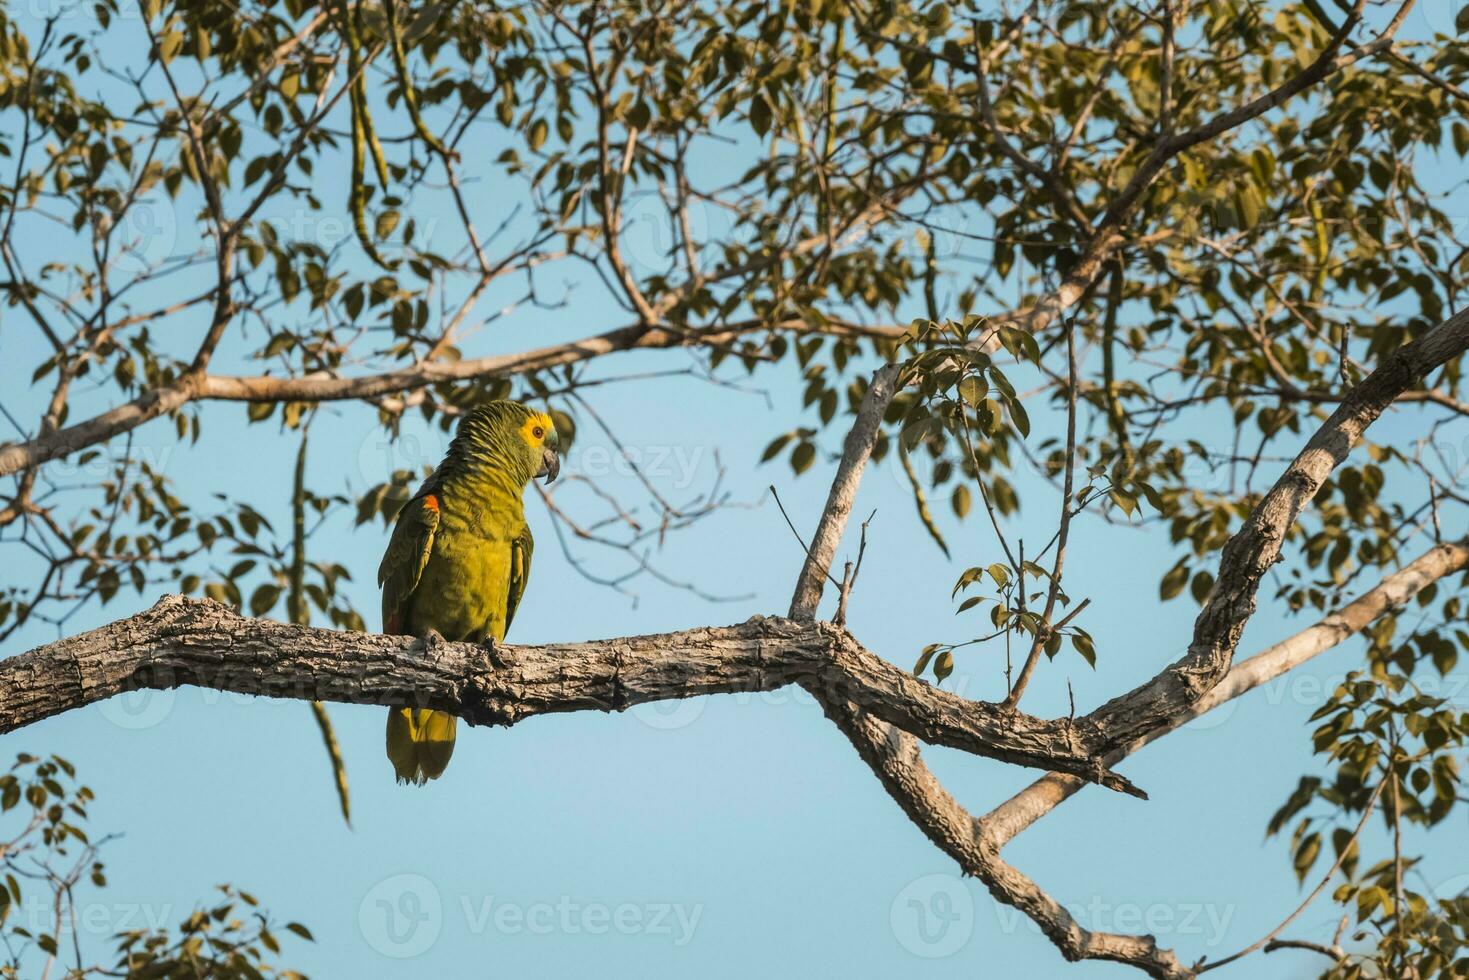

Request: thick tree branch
left=0, top=596, right=1134, bottom=792
left=985, top=533, right=1469, bottom=845
left=6, top=311, right=1464, bottom=976
left=766, top=205, right=1469, bottom=978
left=1082, top=305, right=1469, bottom=752
left=824, top=701, right=1194, bottom=980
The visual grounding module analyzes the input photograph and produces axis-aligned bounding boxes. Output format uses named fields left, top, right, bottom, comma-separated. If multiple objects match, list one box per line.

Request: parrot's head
left=453, top=400, right=561, bottom=486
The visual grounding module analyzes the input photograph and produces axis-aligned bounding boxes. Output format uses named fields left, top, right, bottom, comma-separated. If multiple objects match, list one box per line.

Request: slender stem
left=1005, top=322, right=1080, bottom=709
left=1199, top=779, right=1387, bottom=973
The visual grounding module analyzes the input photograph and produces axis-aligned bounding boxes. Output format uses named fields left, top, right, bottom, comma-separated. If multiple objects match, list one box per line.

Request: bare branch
left=986, top=534, right=1469, bottom=844
left=0, top=596, right=1136, bottom=792
left=789, top=362, right=903, bottom=620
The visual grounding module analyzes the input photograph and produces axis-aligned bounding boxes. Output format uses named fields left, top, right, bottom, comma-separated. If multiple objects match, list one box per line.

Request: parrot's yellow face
left=517, top=411, right=557, bottom=451
left=518, top=411, right=560, bottom=483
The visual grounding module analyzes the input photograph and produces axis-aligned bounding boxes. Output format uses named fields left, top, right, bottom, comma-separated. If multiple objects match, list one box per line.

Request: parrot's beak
left=536, top=445, right=560, bottom=484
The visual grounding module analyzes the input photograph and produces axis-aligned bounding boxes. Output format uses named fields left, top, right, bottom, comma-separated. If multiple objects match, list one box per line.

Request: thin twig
left=1199, top=779, right=1388, bottom=973
left=834, top=509, right=877, bottom=626
left=770, top=485, right=842, bottom=589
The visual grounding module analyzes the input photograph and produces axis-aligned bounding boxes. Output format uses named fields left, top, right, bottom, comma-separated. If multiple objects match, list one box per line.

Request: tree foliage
left=0, top=754, right=309, bottom=978
left=2, top=0, right=1469, bottom=975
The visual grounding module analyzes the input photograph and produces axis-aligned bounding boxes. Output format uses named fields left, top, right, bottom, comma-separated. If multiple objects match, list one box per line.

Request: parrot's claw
left=418, top=629, right=447, bottom=656
left=479, top=636, right=509, bottom=671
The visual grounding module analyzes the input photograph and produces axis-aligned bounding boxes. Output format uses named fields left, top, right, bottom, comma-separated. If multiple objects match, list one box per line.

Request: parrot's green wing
left=504, top=523, right=533, bottom=635
left=377, top=491, right=441, bottom=635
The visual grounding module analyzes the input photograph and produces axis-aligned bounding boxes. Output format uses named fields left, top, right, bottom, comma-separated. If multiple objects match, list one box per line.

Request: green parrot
left=378, top=400, right=560, bottom=784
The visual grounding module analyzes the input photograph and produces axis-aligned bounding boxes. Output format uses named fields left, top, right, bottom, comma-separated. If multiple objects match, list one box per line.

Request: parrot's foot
left=417, top=629, right=447, bottom=657
left=479, top=635, right=509, bottom=671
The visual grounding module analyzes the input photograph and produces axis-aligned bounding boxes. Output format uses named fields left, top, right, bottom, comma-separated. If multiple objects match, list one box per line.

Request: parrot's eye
left=532, top=426, right=545, bottom=440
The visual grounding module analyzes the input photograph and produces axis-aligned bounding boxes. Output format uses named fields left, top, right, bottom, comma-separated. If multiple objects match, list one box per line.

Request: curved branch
left=0, top=317, right=903, bottom=479
left=1083, top=304, right=1469, bottom=752
left=985, top=533, right=1469, bottom=844
left=0, top=595, right=1135, bottom=792
left=822, top=702, right=1194, bottom=980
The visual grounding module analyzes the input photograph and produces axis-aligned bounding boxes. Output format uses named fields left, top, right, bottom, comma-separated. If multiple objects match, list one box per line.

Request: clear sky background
left=3, top=3, right=1468, bottom=978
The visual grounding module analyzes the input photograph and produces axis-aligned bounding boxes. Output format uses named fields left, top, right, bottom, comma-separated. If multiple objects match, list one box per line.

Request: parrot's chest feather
left=408, top=509, right=521, bottom=643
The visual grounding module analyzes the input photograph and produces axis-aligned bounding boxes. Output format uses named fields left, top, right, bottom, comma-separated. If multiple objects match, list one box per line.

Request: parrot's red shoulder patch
left=422, top=493, right=440, bottom=514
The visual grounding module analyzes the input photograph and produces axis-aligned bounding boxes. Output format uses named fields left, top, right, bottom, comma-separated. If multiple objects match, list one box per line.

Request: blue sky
left=3, top=3, right=1469, bottom=978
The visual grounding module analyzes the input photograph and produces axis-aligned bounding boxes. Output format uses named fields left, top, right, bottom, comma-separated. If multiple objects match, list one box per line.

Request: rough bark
left=0, top=595, right=1139, bottom=792
left=0, top=317, right=901, bottom=479
left=790, top=362, right=903, bottom=620
left=1083, top=304, right=1469, bottom=750
left=984, top=534, right=1469, bottom=845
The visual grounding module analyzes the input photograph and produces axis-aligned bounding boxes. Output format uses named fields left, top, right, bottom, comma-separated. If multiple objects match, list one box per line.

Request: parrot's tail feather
left=386, top=708, right=457, bottom=785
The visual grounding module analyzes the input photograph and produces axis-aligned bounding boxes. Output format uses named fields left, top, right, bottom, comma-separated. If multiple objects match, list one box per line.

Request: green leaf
left=1159, top=562, right=1188, bottom=601
left=790, top=441, right=815, bottom=475
left=913, top=644, right=940, bottom=677
left=951, top=484, right=971, bottom=518
left=249, top=584, right=282, bottom=617
left=1006, top=398, right=1030, bottom=438
left=957, top=375, right=987, bottom=406
left=158, top=30, right=182, bottom=64
left=749, top=95, right=771, bottom=136
left=1071, top=631, right=1097, bottom=668
left=1294, top=831, right=1321, bottom=883
left=761, top=433, right=794, bottom=463
left=375, top=210, right=401, bottom=239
